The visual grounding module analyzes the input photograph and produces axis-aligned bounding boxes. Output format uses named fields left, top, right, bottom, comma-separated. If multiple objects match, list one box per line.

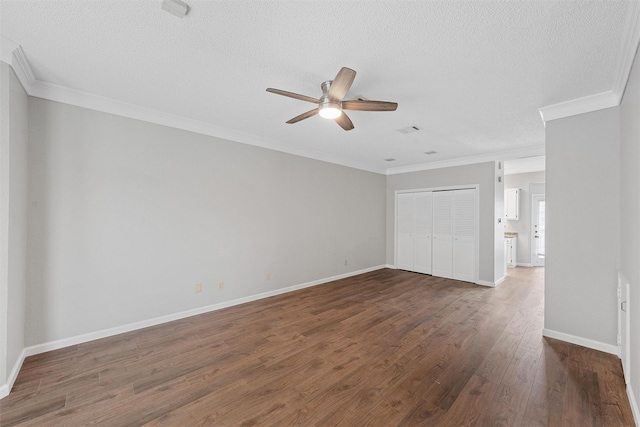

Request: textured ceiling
left=0, top=0, right=633, bottom=173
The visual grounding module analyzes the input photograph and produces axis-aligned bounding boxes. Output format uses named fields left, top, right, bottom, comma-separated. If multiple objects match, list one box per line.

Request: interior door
left=531, top=194, right=545, bottom=266
left=396, top=193, right=414, bottom=271
left=432, top=191, right=453, bottom=279
left=413, top=192, right=432, bottom=274
left=453, top=189, right=476, bottom=282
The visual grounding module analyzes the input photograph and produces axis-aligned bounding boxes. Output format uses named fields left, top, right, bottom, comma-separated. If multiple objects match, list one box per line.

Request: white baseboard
left=476, top=279, right=497, bottom=287
left=542, top=328, right=619, bottom=355
left=517, top=263, right=533, bottom=267
left=0, top=348, right=26, bottom=400
left=384, top=264, right=395, bottom=269
left=628, top=383, right=640, bottom=427
left=23, top=265, right=387, bottom=358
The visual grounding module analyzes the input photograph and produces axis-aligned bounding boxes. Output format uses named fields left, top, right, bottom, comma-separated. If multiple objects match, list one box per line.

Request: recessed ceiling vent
left=396, top=125, right=421, bottom=134
left=384, top=158, right=396, bottom=162
left=162, top=0, right=189, bottom=18
left=424, top=150, right=437, bottom=155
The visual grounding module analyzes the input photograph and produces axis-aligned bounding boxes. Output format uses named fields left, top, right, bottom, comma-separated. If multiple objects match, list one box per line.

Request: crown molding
left=0, top=36, right=17, bottom=64
left=385, top=145, right=545, bottom=175
left=0, top=36, right=35, bottom=93
left=538, top=90, right=619, bottom=122
left=539, top=1, right=640, bottom=123
left=1, top=38, right=384, bottom=174
left=6, top=0, right=640, bottom=170
left=614, top=0, right=640, bottom=99
left=28, top=80, right=385, bottom=174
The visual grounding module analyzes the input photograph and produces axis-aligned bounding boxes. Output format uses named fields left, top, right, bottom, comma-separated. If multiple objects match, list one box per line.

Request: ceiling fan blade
left=328, top=67, right=356, bottom=101
left=335, top=112, right=354, bottom=131
left=266, top=88, right=319, bottom=104
left=286, top=109, right=319, bottom=124
left=342, top=100, right=398, bottom=111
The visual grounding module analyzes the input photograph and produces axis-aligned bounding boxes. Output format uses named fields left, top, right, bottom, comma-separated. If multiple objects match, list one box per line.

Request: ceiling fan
left=266, top=67, right=398, bottom=131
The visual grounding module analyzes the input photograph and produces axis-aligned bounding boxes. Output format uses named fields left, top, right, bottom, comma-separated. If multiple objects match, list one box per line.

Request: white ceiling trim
left=3, top=37, right=548, bottom=177
left=0, top=36, right=35, bottom=92
left=539, top=1, right=640, bottom=123
left=385, top=145, right=545, bottom=176
left=614, top=0, right=640, bottom=97
left=0, top=41, right=384, bottom=174
left=538, top=90, right=619, bottom=122
left=30, top=78, right=385, bottom=174
left=3, top=7, right=637, bottom=176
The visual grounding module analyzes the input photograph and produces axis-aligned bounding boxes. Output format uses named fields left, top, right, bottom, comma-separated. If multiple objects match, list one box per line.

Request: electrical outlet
left=195, top=283, right=202, bottom=293
left=218, top=281, right=224, bottom=290
left=266, top=273, right=271, bottom=281
left=344, top=259, right=348, bottom=266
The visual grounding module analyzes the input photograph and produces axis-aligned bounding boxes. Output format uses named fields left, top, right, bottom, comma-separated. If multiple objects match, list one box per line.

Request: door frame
left=531, top=193, right=545, bottom=266
left=618, top=272, right=631, bottom=385
left=394, top=184, right=479, bottom=283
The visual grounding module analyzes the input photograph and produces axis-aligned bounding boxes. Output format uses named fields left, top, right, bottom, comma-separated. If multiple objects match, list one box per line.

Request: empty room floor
left=0, top=267, right=634, bottom=426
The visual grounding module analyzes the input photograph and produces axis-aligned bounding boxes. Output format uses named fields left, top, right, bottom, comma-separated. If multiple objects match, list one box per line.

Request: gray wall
left=545, top=107, right=620, bottom=347
left=0, top=62, right=28, bottom=389
left=25, top=98, right=386, bottom=346
left=386, top=161, right=499, bottom=284
left=504, top=171, right=545, bottom=266
left=620, top=43, right=640, bottom=418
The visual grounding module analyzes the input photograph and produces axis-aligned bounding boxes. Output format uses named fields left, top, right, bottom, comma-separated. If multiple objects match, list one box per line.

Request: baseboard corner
left=476, top=279, right=497, bottom=287
left=542, top=328, right=618, bottom=355
left=0, top=348, right=26, bottom=400
left=627, top=383, right=640, bottom=427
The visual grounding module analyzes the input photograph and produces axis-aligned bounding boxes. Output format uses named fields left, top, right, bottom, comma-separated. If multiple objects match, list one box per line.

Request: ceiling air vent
left=161, top=0, right=189, bottom=18
left=424, top=151, right=437, bottom=155
left=384, top=158, right=396, bottom=162
left=396, top=125, right=421, bottom=134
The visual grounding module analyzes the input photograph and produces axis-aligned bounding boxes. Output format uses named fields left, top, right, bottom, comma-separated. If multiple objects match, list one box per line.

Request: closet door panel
left=432, top=191, right=453, bottom=278
left=396, top=193, right=414, bottom=271
left=413, top=192, right=432, bottom=274
left=453, top=189, right=476, bottom=282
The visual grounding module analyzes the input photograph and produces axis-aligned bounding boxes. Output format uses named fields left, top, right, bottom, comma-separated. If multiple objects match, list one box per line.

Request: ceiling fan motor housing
left=319, top=80, right=342, bottom=118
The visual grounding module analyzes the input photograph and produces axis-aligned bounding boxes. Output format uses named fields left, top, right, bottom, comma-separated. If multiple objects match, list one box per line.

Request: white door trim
left=531, top=193, right=545, bottom=266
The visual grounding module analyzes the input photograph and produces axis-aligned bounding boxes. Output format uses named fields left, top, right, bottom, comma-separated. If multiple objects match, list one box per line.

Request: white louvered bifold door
left=453, top=189, right=476, bottom=282
left=413, top=192, right=432, bottom=274
left=396, top=193, right=415, bottom=271
left=432, top=191, right=453, bottom=279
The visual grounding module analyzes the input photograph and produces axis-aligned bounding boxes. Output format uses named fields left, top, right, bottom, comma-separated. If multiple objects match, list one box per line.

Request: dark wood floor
left=0, top=267, right=634, bottom=426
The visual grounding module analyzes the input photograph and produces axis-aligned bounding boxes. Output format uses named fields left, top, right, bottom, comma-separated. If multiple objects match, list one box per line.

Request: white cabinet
left=505, top=188, right=520, bottom=220
left=505, top=236, right=517, bottom=267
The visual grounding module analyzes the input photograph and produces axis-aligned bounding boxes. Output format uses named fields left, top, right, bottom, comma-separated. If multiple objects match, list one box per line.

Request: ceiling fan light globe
left=319, top=107, right=342, bottom=119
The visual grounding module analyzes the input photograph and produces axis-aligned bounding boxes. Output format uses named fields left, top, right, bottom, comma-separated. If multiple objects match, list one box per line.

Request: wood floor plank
left=0, top=267, right=635, bottom=426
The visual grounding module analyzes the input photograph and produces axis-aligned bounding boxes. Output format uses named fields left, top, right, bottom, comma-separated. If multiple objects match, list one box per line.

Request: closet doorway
left=395, top=187, right=478, bottom=283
